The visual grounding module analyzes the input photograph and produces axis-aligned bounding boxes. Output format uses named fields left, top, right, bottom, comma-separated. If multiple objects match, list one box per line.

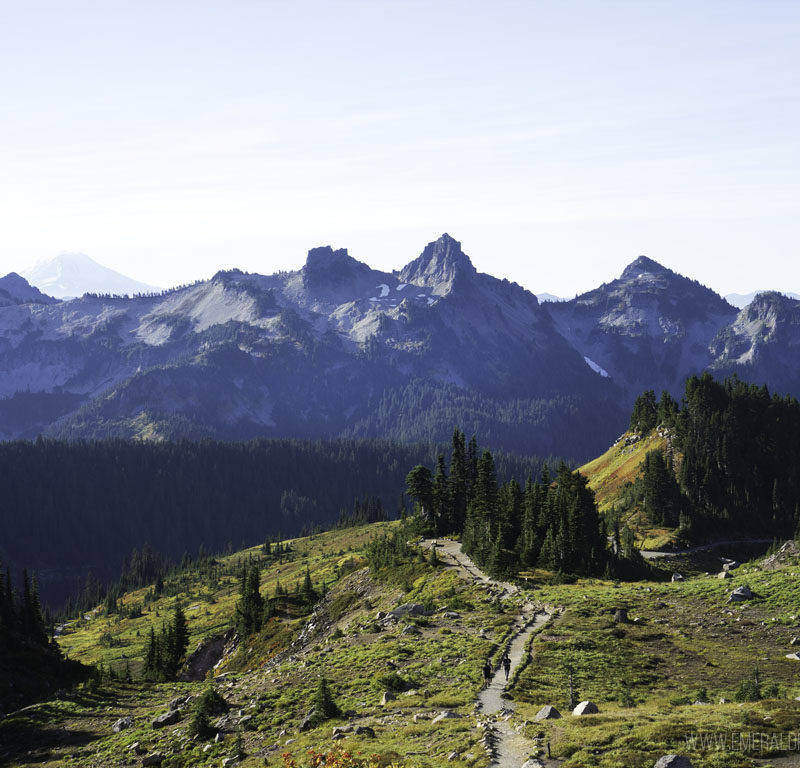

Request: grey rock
left=790, top=636, right=799, bottom=646
left=387, top=603, right=427, bottom=619
left=447, top=752, right=459, bottom=761
left=354, top=725, right=375, bottom=737
left=572, top=700, right=599, bottom=716
left=381, top=691, right=396, bottom=705
left=128, top=742, right=146, bottom=755
left=671, top=573, right=684, bottom=582
left=729, top=585, right=753, bottom=602
left=717, top=570, right=732, bottom=579
left=299, top=710, right=317, bottom=731
left=214, top=732, right=225, bottom=743
left=141, top=755, right=164, bottom=767
left=401, top=625, right=421, bottom=636
left=332, top=726, right=354, bottom=737
left=221, top=759, right=238, bottom=768
left=432, top=711, right=462, bottom=723
left=239, top=714, right=254, bottom=729
left=534, top=705, right=561, bottom=721
left=152, top=709, right=182, bottom=728
left=653, top=756, right=694, bottom=768
left=113, top=716, right=133, bottom=732
left=613, top=608, right=628, bottom=624
left=170, top=694, right=191, bottom=710
left=521, top=760, right=545, bottom=768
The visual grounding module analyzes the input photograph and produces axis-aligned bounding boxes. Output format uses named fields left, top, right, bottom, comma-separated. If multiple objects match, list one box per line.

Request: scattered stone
left=285, top=738, right=296, bottom=745
left=719, top=697, right=730, bottom=704
left=717, top=571, right=732, bottom=579
left=653, top=756, right=694, bottom=768
left=113, top=716, right=133, bottom=732
left=129, top=742, right=146, bottom=755
left=412, top=713, right=429, bottom=723
left=432, top=711, right=463, bottom=723
left=332, top=726, right=354, bottom=737
left=238, top=714, right=254, bottom=729
left=299, top=711, right=317, bottom=731
left=692, top=700, right=710, bottom=706
left=375, top=611, right=386, bottom=620
left=170, top=694, right=191, bottom=710
left=790, top=637, right=799, bottom=646
left=614, top=608, right=628, bottom=624
left=214, top=732, right=225, bottom=743
left=534, top=705, right=561, bottom=721
left=671, top=573, right=684, bottom=582
left=152, top=710, right=182, bottom=728
left=401, top=625, right=422, bottom=636
left=722, top=561, right=740, bottom=571
left=203, top=744, right=213, bottom=753
left=381, top=691, right=396, bottom=705
left=447, top=751, right=459, bottom=761
left=572, top=700, right=599, bottom=716
left=785, top=653, right=800, bottom=661
left=728, top=586, right=753, bottom=602
left=443, top=611, right=460, bottom=619
left=387, top=603, right=427, bottom=619
left=141, top=755, right=164, bottom=767
left=354, top=725, right=375, bottom=737
left=221, top=758, right=238, bottom=767
left=521, top=760, right=545, bottom=768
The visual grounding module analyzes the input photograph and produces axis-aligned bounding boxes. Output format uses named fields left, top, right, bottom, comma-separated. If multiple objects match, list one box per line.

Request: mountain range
left=1, top=234, right=798, bottom=459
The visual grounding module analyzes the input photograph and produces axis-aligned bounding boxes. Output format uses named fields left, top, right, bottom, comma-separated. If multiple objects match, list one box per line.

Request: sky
left=1, top=0, right=798, bottom=297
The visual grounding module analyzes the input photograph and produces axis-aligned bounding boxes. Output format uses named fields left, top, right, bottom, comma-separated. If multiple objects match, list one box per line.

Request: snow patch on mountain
left=584, top=356, right=609, bottom=377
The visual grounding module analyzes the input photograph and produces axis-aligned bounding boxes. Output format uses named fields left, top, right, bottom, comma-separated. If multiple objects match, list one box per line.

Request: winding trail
left=422, top=540, right=555, bottom=767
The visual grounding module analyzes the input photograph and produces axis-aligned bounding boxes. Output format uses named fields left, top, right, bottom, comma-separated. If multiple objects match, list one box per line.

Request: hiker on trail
left=482, top=661, right=492, bottom=689
left=501, top=654, right=511, bottom=681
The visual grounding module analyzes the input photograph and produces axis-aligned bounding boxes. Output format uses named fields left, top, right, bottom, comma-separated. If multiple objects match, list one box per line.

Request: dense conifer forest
left=621, top=374, right=800, bottom=539
left=0, top=437, right=556, bottom=605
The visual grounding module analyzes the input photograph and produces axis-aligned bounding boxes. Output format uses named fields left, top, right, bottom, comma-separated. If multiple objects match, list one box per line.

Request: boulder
left=141, top=755, right=164, bottom=767
left=128, top=742, right=146, bottom=755
left=387, top=603, right=427, bottom=619
left=401, top=625, right=422, bottom=636
left=443, top=611, right=460, bottom=619
left=653, top=756, right=694, bottom=768
left=381, top=691, right=395, bottom=705
left=354, top=725, right=375, bottom=737
left=671, top=573, right=684, bottom=582
left=151, top=710, right=182, bottom=728
left=299, top=711, right=317, bottom=731
left=113, top=716, right=133, bottom=732
left=432, top=711, right=463, bottom=723
left=447, top=752, right=459, bottom=761
left=790, top=636, right=799, bottom=646
left=722, top=560, right=740, bottom=571
left=717, top=571, right=732, bottom=579
left=785, top=652, right=800, bottom=661
left=613, top=608, right=628, bottom=624
left=534, top=705, right=561, bottom=721
left=170, top=694, right=191, bottom=710
left=332, top=725, right=354, bottom=737
left=572, top=700, right=599, bottom=716
left=728, top=586, right=753, bottom=602
left=221, top=759, right=238, bottom=768
left=238, top=714, right=254, bottom=729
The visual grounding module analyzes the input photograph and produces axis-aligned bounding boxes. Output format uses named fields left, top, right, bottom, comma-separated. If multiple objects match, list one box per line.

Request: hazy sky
left=1, top=0, right=798, bottom=297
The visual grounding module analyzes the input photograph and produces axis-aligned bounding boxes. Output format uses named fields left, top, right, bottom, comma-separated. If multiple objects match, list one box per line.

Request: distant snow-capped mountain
left=725, top=290, right=800, bottom=309
left=21, top=252, right=159, bottom=298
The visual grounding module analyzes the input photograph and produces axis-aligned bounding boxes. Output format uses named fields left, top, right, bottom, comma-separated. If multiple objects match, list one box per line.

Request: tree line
left=404, top=429, right=644, bottom=579
left=0, top=437, right=554, bottom=607
left=622, top=374, right=800, bottom=538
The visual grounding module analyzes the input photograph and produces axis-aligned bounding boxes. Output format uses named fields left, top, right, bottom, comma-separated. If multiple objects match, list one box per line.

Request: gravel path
left=421, top=539, right=556, bottom=768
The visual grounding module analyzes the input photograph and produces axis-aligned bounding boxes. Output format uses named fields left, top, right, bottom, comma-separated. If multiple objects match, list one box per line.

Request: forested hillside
left=606, top=375, right=800, bottom=542
left=0, top=437, right=555, bottom=605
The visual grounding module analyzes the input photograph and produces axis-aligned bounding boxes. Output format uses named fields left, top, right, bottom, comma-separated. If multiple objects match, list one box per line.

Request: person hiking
left=482, top=661, right=492, bottom=689
left=501, top=653, right=511, bottom=681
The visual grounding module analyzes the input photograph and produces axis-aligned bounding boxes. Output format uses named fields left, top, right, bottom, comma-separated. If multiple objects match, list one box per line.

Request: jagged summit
left=302, top=245, right=373, bottom=288
left=620, top=255, right=672, bottom=281
left=399, top=233, right=477, bottom=294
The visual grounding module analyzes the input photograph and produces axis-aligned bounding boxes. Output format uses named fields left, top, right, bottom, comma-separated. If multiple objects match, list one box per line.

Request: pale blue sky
left=1, top=0, right=798, bottom=297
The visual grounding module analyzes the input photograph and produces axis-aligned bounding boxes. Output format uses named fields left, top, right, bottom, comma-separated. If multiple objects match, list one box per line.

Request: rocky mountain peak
left=398, top=233, right=477, bottom=293
left=0, top=272, right=56, bottom=305
left=302, top=246, right=372, bottom=288
left=620, top=255, right=671, bottom=281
